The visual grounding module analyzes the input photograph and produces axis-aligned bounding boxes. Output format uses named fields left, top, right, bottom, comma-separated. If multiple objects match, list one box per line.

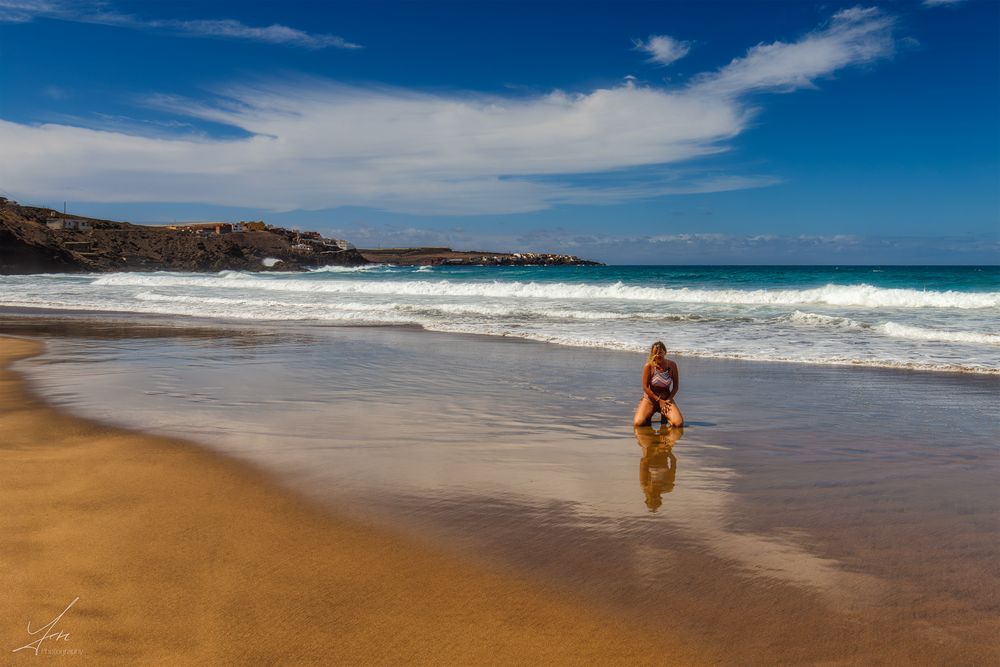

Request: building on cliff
left=166, top=222, right=234, bottom=235
left=45, top=216, right=92, bottom=232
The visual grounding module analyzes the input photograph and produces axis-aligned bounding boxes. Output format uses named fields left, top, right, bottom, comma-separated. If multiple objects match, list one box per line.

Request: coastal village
left=160, top=220, right=357, bottom=255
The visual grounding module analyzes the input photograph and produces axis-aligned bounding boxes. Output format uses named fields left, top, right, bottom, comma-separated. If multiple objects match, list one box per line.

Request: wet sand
left=3, top=315, right=999, bottom=665
left=0, top=336, right=691, bottom=665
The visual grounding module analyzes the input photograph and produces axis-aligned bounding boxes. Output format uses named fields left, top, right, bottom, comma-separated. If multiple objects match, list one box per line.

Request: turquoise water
left=2, top=264, right=998, bottom=373
left=388, top=265, right=1000, bottom=292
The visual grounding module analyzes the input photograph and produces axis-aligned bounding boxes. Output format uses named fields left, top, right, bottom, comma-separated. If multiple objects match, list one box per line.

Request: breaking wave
left=90, top=274, right=1000, bottom=310
left=307, top=264, right=391, bottom=273
left=786, top=310, right=868, bottom=329
left=131, top=292, right=710, bottom=323
left=878, top=322, right=1000, bottom=346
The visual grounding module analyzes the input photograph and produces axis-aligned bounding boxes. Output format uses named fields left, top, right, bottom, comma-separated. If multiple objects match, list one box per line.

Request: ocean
left=2, top=264, right=998, bottom=374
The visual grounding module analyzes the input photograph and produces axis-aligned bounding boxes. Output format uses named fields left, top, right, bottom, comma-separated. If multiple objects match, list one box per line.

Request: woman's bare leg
left=664, top=402, right=684, bottom=427
left=632, top=398, right=657, bottom=428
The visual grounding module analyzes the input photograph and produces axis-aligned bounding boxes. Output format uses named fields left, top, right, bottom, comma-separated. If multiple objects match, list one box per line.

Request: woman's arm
left=666, top=360, right=680, bottom=401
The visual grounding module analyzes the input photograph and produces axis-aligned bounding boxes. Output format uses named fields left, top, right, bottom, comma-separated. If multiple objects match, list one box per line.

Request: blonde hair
left=647, top=341, right=667, bottom=367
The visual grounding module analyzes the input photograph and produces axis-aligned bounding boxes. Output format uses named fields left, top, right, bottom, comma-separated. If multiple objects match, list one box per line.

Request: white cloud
left=0, top=0, right=361, bottom=49
left=692, top=7, right=895, bottom=96
left=922, top=0, right=966, bottom=6
left=164, top=19, right=359, bottom=49
left=633, top=34, right=692, bottom=66
left=0, top=83, right=769, bottom=214
left=0, top=7, right=897, bottom=215
left=0, top=0, right=56, bottom=22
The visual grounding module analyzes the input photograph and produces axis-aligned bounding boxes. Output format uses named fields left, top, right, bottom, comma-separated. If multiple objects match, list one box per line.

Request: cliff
left=0, top=200, right=368, bottom=275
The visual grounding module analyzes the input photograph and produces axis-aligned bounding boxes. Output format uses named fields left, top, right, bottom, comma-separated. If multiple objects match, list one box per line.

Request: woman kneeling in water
left=633, top=341, right=684, bottom=428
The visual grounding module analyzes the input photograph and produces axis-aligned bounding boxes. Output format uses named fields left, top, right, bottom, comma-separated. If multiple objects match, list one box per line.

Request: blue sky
left=1, top=0, right=997, bottom=263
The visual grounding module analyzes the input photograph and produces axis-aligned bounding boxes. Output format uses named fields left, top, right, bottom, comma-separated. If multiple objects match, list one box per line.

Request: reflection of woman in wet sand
left=635, top=425, right=683, bottom=511
left=633, top=341, right=684, bottom=428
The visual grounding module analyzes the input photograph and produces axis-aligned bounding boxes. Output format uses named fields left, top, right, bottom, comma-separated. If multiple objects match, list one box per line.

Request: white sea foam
left=786, top=310, right=868, bottom=329
left=132, top=291, right=705, bottom=323
left=0, top=295, right=418, bottom=324
left=90, top=274, right=1000, bottom=309
left=308, top=264, right=390, bottom=273
left=878, top=322, right=1000, bottom=346
left=417, top=322, right=1000, bottom=375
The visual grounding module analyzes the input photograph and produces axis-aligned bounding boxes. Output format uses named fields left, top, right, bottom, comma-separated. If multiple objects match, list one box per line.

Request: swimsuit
left=642, top=365, right=674, bottom=411
left=650, top=368, right=674, bottom=395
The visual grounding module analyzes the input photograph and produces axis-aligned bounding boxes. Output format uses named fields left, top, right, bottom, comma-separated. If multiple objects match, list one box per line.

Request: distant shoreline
left=358, top=246, right=602, bottom=266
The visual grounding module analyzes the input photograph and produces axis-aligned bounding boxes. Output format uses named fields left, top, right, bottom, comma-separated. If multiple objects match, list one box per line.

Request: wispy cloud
left=692, top=7, right=895, bottom=96
left=0, top=7, right=896, bottom=215
left=0, top=0, right=50, bottom=23
left=0, top=0, right=361, bottom=49
left=633, top=34, right=692, bottom=66
left=922, top=0, right=967, bottom=6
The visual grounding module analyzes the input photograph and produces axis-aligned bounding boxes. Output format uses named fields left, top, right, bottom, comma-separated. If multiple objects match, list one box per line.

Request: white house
left=46, top=217, right=93, bottom=231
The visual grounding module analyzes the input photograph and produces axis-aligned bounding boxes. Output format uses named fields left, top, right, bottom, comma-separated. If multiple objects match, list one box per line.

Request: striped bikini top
left=650, top=366, right=674, bottom=394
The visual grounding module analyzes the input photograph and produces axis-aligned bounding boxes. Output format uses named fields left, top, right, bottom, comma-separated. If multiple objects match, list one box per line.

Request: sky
left=1, top=0, right=997, bottom=264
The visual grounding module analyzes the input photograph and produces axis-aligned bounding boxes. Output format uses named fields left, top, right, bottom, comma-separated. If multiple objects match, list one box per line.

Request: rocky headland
left=0, top=199, right=601, bottom=274
left=358, top=247, right=602, bottom=266
left=0, top=199, right=364, bottom=274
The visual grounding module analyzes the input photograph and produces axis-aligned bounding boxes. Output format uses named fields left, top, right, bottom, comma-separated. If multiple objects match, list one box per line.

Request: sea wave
left=417, top=322, right=1000, bottom=375
left=132, top=291, right=710, bottom=323
left=878, top=322, right=1000, bottom=346
left=308, top=264, right=391, bottom=273
left=783, top=311, right=1000, bottom=345
left=786, top=310, right=869, bottom=329
left=89, top=274, right=1000, bottom=309
left=0, top=296, right=418, bottom=324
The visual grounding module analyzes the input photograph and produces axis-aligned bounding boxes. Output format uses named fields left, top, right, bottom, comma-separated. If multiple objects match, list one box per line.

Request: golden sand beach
left=0, top=336, right=693, bottom=665
left=3, top=323, right=998, bottom=666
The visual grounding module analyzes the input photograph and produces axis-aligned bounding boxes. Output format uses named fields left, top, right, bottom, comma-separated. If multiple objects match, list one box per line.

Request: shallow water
left=6, top=314, right=1000, bottom=664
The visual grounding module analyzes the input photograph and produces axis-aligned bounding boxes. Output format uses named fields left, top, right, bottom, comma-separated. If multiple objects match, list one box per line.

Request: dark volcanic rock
left=0, top=201, right=82, bottom=274
left=0, top=200, right=368, bottom=274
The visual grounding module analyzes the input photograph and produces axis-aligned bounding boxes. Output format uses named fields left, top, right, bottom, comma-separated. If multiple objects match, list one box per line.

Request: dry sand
left=0, top=336, right=693, bottom=665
